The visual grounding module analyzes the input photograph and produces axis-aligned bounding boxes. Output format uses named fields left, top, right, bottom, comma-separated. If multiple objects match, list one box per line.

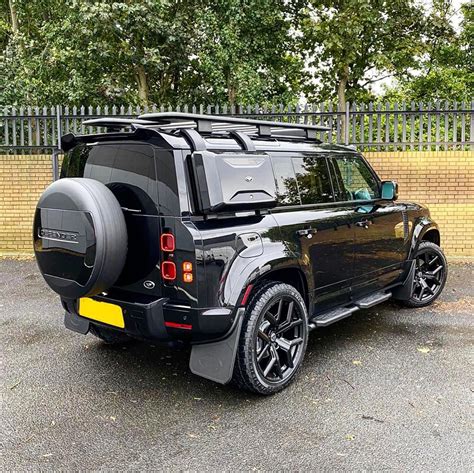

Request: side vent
left=402, top=210, right=410, bottom=241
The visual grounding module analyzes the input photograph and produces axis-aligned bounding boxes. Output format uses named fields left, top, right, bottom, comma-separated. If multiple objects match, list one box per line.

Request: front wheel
left=232, top=282, right=309, bottom=395
left=401, top=241, right=448, bottom=308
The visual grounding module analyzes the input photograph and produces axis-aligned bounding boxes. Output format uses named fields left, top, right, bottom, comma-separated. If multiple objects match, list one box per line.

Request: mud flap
left=392, top=260, right=416, bottom=300
left=189, top=308, right=244, bottom=384
left=64, top=310, right=90, bottom=334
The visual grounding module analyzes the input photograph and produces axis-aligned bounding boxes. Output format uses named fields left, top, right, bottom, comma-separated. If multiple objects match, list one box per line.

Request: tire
left=232, top=281, right=309, bottom=395
left=33, top=178, right=127, bottom=299
left=89, top=324, right=133, bottom=345
left=400, top=241, right=448, bottom=308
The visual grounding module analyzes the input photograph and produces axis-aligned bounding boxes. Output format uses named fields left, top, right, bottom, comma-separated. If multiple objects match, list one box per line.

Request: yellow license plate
left=78, top=298, right=125, bottom=328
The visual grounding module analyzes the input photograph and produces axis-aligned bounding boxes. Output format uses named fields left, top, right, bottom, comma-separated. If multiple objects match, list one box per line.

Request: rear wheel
left=232, top=282, right=308, bottom=395
left=401, top=241, right=448, bottom=308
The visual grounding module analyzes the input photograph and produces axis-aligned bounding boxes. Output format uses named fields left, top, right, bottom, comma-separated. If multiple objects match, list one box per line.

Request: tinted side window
left=271, top=156, right=301, bottom=206
left=332, top=156, right=380, bottom=201
left=62, top=143, right=180, bottom=216
left=292, top=156, right=333, bottom=204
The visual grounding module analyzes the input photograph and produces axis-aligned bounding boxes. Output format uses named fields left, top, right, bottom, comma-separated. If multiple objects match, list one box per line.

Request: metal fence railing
left=1, top=101, right=473, bottom=154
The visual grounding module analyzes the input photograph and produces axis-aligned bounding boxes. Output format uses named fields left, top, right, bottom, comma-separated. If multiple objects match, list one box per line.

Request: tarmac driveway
left=1, top=260, right=473, bottom=471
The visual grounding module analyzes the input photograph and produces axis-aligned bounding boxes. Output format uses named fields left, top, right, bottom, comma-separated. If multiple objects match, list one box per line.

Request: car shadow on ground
left=75, top=299, right=439, bottom=405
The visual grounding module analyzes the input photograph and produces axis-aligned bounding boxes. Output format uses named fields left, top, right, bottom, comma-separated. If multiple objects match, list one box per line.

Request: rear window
left=61, top=143, right=179, bottom=215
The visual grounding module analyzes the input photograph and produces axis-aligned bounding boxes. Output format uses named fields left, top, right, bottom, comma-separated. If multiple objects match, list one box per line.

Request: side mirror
left=381, top=180, right=398, bottom=200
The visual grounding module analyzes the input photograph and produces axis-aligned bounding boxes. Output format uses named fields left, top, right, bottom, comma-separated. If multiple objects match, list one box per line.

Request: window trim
left=269, top=196, right=386, bottom=213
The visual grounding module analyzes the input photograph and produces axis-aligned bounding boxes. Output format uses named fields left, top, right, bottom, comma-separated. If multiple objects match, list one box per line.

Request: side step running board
left=355, top=291, right=392, bottom=309
left=310, top=291, right=391, bottom=329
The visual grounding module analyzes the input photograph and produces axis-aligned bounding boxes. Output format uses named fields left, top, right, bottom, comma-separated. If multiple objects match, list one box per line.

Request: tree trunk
left=227, top=72, right=236, bottom=107
left=9, top=0, right=19, bottom=35
left=337, top=64, right=349, bottom=144
left=136, top=65, right=149, bottom=106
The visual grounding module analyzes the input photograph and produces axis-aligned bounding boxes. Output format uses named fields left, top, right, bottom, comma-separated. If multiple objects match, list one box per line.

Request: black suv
left=33, top=113, right=448, bottom=394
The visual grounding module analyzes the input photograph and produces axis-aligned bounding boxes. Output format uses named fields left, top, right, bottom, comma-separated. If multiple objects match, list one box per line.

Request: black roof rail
left=137, top=112, right=330, bottom=141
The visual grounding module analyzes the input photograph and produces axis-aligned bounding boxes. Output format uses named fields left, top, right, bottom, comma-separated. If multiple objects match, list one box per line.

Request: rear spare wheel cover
left=33, top=178, right=127, bottom=299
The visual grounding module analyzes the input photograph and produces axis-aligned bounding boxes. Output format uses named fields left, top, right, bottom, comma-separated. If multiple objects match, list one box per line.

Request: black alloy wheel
left=232, top=281, right=308, bottom=395
left=403, top=241, right=448, bottom=308
left=256, top=297, right=305, bottom=382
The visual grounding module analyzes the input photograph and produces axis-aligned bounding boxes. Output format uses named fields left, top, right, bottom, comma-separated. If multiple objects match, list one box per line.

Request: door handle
left=355, top=219, right=371, bottom=229
left=296, top=228, right=318, bottom=237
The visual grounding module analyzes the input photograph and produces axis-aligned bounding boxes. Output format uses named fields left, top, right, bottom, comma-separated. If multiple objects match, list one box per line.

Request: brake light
left=161, top=233, right=175, bottom=252
left=161, top=261, right=177, bottom=280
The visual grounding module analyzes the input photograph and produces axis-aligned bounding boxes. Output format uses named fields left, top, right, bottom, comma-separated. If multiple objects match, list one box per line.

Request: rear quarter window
left=270, top=154, right=334, bottom=206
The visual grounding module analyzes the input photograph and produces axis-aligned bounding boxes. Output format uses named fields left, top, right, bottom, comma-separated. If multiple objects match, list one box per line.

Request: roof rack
left=82, top=117, right=158, bottom=131
left=137, top=112, right=330, bottom=140
left=81, top=112, right=331, bottom=152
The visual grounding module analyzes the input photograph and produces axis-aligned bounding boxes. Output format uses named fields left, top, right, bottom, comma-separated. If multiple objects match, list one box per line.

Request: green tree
left=384, top=1, right=473, bottom=102
left=0, top=0, right=302, bottom=106
left=185, top=0, right=303, bottom=105
left=296, top=0, right=426, bottom=110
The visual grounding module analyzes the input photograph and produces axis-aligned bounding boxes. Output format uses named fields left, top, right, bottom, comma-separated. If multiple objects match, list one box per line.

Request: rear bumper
left=61, top=295, right=236, bottom=343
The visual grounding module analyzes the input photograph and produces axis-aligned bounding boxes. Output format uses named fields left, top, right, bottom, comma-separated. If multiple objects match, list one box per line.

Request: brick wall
left=365, top=151, right=474, bottom=257
left=0, top=155, right=53, bottom=255
left=0, top=151, right=473, bottom=258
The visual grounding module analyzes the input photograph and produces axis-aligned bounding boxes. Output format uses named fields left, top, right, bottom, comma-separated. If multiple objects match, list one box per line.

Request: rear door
left=329, top=154, right=408, bottom=296
left=62, top=142, right=163, bottom=297
left=270, top=153, right=354, bottom=314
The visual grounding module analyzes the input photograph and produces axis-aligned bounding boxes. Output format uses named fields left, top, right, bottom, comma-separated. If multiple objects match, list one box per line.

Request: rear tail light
left=161, top=261, right=177, bottom=280
left=160, top=233, right=175, bottom=252
left=183, top=272, right=193, bottom=283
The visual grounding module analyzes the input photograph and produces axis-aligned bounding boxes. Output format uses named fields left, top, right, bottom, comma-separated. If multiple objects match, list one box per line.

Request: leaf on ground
left=417, top=347, right=430, bottom=354
left=9, top=380, right=21, bottom=390
left=352, top=360, right=362, bottom=366
left=345, top=434, right=356, bottom=441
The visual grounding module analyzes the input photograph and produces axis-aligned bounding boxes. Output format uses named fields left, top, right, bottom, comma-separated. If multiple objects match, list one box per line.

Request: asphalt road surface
left=1, top=260, right=473, bottom=471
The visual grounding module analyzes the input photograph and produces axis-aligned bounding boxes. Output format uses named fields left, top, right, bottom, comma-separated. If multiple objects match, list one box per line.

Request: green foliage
left=0, top=0, right=301, bottom=106
left=0, top=0, right=472, bottom=106
left=383, top=2, right=473, bottom=102
left=297, top=0, right=427, bottom=104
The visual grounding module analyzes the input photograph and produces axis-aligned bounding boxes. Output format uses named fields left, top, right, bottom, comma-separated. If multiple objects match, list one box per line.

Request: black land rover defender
left=33, top=113, right=448, bottom=394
